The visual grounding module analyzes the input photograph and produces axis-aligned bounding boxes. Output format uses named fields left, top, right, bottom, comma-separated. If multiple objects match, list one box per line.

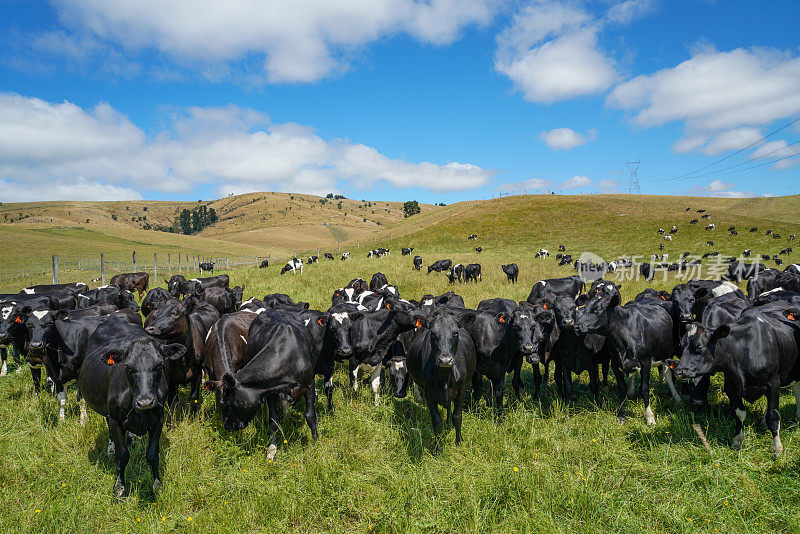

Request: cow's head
left=0, top=304, right=24, bottom=343
left=144, top=297, right=191, bottom=338
left=551, top=294, right=577, bottom=331
left=670, top=285, right=696, bottom=323
left=25, top=309, right=56, bottom=353
left=104, top=338, right=185, bottom=412
left=230, top=286, right=245, bottom=309
left=416, top=309, right=476, bottom=369
left=208, top=372, right=262, bottom=431
left=670, top=322, right=728, bottom=380
left=386, top=354, right=410, bottom=398
left=321, top=309, right=362, bottom=360
left=522, top=302, right=558, bottom=364
left=166, top=275, right=186, bottom=298
left=575, top=292, right=620, bottom=336
left=120, top=289, right=140, bottom=312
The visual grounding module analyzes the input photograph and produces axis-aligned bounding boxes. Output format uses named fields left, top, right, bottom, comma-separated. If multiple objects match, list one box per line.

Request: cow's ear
left=616, top=284, right=623, bottom=291
left=539, top=298, right=553, bottom=310
left=659, top=291, right=670, bottom=301
left=710, top=325, right=730, bottom=342
left=784, top=308, right=799, bottom=321
left=496, top=312, right=508, bottom=324
left=162, top=343, right=187, bottom=361
left=204, top=380, right=221, bottom=392
left=695, top=287, right=710, bottom=299
left=317, top=314, right=329, bottom=327
left=105, top=351, right=120, bottom=366
left=221, top=372, right=237, bottom=390
left=164, top=279, right=170, bottom=285
left=21, top=306, right=32, bottom=315
left=575, top=294, right=590, bottom=306
left=414, top=315, right=427, bottom=329
left=349, top=311, right=365, bottom=321
left=55, top=309, right=69, bottom=321
left=609, top=293, right=621, bottom=308
left=458, top=312, right=477, bottom=330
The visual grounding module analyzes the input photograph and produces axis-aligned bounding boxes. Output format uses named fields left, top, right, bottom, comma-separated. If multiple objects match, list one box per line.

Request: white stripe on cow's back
left=332, top=312, right=348, bottom=324
left=759, top=287, right=784, bottom=297
left=22, top=288, right=35, bottom=294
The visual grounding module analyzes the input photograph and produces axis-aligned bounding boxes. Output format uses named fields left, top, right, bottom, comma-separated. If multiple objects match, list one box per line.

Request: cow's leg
left=612, top=364, right=628, bottom=423
left=413, top=383, right=423, bottom=402
left=188, top=367, right=202, bottom=417
left=791, top=381, right=800, bottom=422
left=30, top=365, right=42, bottom=394
left=765, top=385, right=783, bottom=458
left=424, top=390, right=444, bottom=451
left=323, top=373, right=335, bottom=412
left=640, top=363, right=654, bottom=426
left=531, top=363, right=542, bottom=401
left=511, top=360, right=524, bottom=400
left=663, top=365, right=682, bottom=403
left=453, top=389, right=465, bottom=446
left=601, top=359, right=609, bottom=387
left=471, top=371, right=483, bottom=406
left=554, top=362, right=565, bottom=399
left=77, top=387, right=87, bottom=426
left=266, top=394, right=281, bottom=461
left=563, top=369, right=573, bottom=399
left=55, top=382, right=66, bottom=421
left=108, top=418, right=130, bottom=501
left=349, top=359, right=359, bottom=394
left=146, top=422, right=163, bottom=494
left=369, top=364, right=382, bottom=407
left=490, top=377, right=505, bottom=417
left=0, top=347, right=6, bottom=377
left=543, top=359, right=550, bottom=385
left=165, top=383, right=178, bottom=429
left=588, top=364, right=600, bottom=406
left=304, top=386, right=319, bottom=441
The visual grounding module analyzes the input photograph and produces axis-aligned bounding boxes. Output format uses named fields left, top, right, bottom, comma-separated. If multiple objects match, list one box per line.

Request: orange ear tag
left=498, top=315, right=505, bottom=323
left=317, top=317, right=324, bottom=326
left=107, top=355, right=116, bottom=365
left=543, top=303, right=548, bottom=309
left=661, top=295, right=667, bottom=300
left=415, top=318, right=422, bottom=328
left=14, top=316, right=22, bottom=323
left=789, top=313, right=797, bottom=321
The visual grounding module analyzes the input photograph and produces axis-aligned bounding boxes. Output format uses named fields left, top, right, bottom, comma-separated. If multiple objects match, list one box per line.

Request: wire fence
left=0, top=252, right=283, bottom=293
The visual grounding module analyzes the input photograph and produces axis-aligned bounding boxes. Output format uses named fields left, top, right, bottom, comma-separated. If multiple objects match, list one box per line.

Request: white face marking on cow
left=423, top=299, right=434, bottom=306
left=22, top=288, right=35, bottom=294
left=344, top=288, right=355, bottom=301
left=304, top=318, right=311, bottom=326
left=393, top=361, right=405, bottom=370
left=687, top=324, right=698, bottom=336
left=32, top=310, right=50, bottom=320
left=239, top=335, right=247, bottom=344
left=1, top=307, right=11, bottom=321
left=332, top=312, right=348, bottom=324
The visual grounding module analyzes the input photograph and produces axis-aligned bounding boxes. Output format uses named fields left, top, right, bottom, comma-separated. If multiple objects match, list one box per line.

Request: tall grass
left=1, top=195, right=800, bottom=532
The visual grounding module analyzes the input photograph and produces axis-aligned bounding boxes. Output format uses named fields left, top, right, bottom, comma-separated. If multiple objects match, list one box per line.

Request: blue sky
left=1, top=0, right=798, bottom=204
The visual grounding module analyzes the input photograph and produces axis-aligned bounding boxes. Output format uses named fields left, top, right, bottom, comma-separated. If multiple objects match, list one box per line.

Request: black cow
left=109, top=273, right=149, bottom=300
left=206, top=310, right=318, bottom=460
left=575, top=295, right=676, bottom=425
left=753, top=289, right=800, bottom=307
left=402, top=248, right=413, bottom=255
left=671, top=307, right=800, bottom=457
left=199, top=262, right=215, bottom=273
left=77, top=286, right=140, bottom=312
left=370, top=272, right=389, bottom=292
left=464, top=264, right=481, bottom=283
left=413, top=255, right=423, bottom=271
left=748, top=270, right=800, bottom=301
left=144, top=297, right=220, bottom=416
left=23, top=282, right=88, bottom=296
left=428, top=259, right=452, bottom=274
left=672, top=280, right=743, bottom=324
left=141, top=287, right=172, bottom=317
left=203, top=309, right=262, bottom=386
left=466, top=304, right=543, bottom=414
left=501, top=263, right=519, bottom=283
left=166, top=274, right=229, bottom=298
left=722, top=261, right=766, bottom=282
left=527, top=275, right=583, bottom=303
left=78, top=315, right=186, bottom=499
left=405, top=309, right=476, bottom=448
left=475, top=247, right=482, bottom=253
left=346, top=304, right=417, bottom=405
left=201, top=285, right=244, bottom=314
left=18, top=287, right=77, bottom=310
left=785, top=264, right=800, bottom=276
left=259, top=259, right=269, bottom=268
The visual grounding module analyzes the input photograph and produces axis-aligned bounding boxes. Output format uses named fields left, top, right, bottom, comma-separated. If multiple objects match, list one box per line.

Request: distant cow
left=413, top=255, right=423, bottom=271
left=465, top=263, right=481, bottom=283
left=280, top=258, right=304, bottom=275
left=259, top=259, right=269, bottom=268
left=401, top=248, right=413, bottom=255
left=307, top=256, right=318, bottom=264
left=475, top=247, right=482, bottom=253
left=750, top=227, right=757, bottom=232
left=324, top=253, right=334, bottom=260
left=468, top=234, right=478, bottom=240
left=427, top=259, right=452, bottom=274
left=448, top=264, right=465, bottom=284
left=535, top=249, right=549, bottom=259
left=690, top=219, right=699, bottom=224
left=502, top=263, right=519, bottom=283
left=705, top=224, right=715, bottom=230
left=199, top=262, right=215, bottom=273
left=341, top=252, right=351, bottom=261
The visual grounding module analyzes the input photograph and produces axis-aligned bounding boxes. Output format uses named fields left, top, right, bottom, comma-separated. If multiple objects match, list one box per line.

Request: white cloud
left=684, top=179, right=754, bottom=198
left=0, top=93, right=491, bottom=199
left=539, top=127, right=588, bottom=150
left=608, top=46, right=800, bottom=132
left=597, top=178, right=620, bottom=192
left=559, top=175, right=592, bottom=189
left=700, top=128, right=762, bottom=155
left=43, top=0, right=497, bottom=83
left=604, top=0, right=655, bottom=25
left=671, top=135, right=707, bottom=154
left=750, top=139, right=800, bottom=169
left=496, top=178, right=553, bottom=192
left=0, top=177, right=142, bottom=202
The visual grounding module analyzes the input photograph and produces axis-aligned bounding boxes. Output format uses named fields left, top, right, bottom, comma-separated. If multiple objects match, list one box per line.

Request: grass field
left=1, top=193, right=800, bottom=532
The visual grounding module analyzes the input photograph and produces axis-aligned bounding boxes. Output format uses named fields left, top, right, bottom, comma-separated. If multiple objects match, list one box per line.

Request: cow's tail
left=579, top=279, right=586, bottom=294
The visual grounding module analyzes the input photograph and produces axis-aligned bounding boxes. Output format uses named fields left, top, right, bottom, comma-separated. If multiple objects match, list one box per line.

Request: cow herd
left=2, top=235, right=800, bottom=501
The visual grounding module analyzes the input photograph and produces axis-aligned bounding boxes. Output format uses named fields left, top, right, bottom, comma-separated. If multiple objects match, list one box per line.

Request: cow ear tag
left=661, top=295, right=667, bottom=300
left=498, top=315, right=505, bottom=323
left=415, top=318, right=423, bottom=328
left=14, top=316, right=22, bottom=323
left=542, top=303, right=548, bottom=309
left=106, top=354, right=117, bottom=365
left=317, top=317, right=324, bottom=326
left=789, top=313, right=796, bottom=321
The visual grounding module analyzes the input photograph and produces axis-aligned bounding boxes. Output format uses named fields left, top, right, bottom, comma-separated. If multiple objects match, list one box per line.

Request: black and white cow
left=413, top=255, right=423, bottom=271
left=324, top=253, right=334, bottom=260
left=448, top=264, right=465, bottom=284
left=76, top=286, right=140, bottom=312
left=427, top=259, right=452, bottom=274
left=401, top=248, right=414, bottom=255
left=526, top=275, right=584, bottom=303
left=199, top=262, right=215, bottom=273
left=259, top=259, right=269, bottom=268
left=464, top=263, right=481, bottom=283
left=280, top=258, right=304, bottom=275
left=341, top=252, right=351, bottom=261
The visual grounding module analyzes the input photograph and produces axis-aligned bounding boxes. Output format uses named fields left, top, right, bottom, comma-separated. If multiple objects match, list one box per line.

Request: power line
left=663, top=115, right=800, bottom=181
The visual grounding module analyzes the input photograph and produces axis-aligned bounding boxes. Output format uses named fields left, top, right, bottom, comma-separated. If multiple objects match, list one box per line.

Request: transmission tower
left=626, top=160, right=641, bottom=194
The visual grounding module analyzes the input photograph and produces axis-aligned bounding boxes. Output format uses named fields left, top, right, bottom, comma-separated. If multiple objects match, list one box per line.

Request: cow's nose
left=134, top=396, right=156, bottom=410
left=438, top=356, right=454, bottom=368
left=29, top=342, right=42, bottom=349
left=145, top=326, right=156, bottom=335
left=521, top=344, right=534, bottom=354
left=680, top=314, right=693, bottom=321
left=339, top=348, right=352, bottom=356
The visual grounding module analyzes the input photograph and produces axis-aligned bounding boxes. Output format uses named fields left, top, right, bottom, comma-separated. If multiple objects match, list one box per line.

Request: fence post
left=132, top=251, right=137, bottom=271
left=168, top=253, right=171, bottom=275
left=226, top=258, right=229, bottom=270
left=178, top=253, right=181, bottom=273
left=52, top=255, right=59, bottom=283
left=154, top=253, right=157, bottom=282
left=101, top=253, right=105, bottom=285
